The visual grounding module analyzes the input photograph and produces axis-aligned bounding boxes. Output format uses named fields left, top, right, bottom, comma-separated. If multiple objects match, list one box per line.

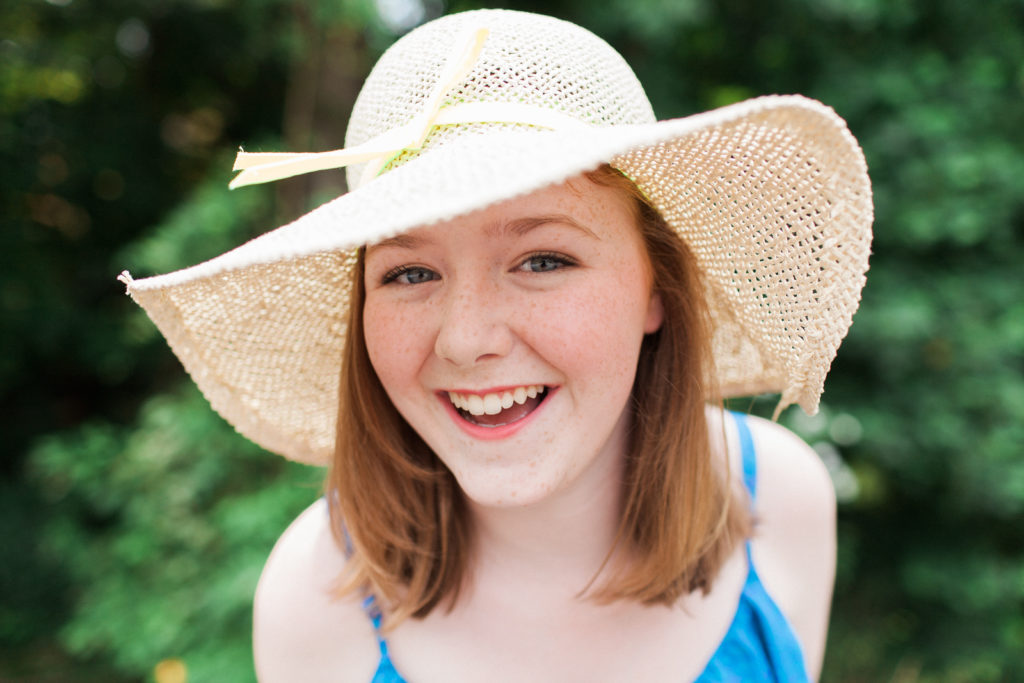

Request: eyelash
left=517, top=251, right=577, bottom=273
left=380, top=251, right=577, bottom=285
left=381, top=265, right=438, bottom=285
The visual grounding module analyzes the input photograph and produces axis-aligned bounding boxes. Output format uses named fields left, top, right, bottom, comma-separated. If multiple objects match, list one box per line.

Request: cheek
left=524, top=272, right=651, bottom=383
left=362, top=297, right=428, bottom=392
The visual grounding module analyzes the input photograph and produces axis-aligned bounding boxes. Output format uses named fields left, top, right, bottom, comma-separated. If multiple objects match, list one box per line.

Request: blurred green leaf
left=4, top=0, right=1024, bottom=680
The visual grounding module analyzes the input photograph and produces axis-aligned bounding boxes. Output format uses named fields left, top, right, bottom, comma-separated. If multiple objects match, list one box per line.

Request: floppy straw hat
left=119, top=9, right=872, bottom=465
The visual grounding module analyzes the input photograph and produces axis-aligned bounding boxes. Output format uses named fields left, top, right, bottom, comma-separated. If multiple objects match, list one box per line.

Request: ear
left=643, top=291, right=664, bottom=334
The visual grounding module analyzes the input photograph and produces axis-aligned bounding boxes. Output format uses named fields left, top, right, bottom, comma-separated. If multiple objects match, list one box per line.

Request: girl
left=121, top=9, right=872, bottom=681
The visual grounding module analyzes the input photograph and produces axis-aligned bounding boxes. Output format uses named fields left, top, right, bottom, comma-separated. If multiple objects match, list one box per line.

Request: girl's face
left=362, top=175, right=663, bottom=508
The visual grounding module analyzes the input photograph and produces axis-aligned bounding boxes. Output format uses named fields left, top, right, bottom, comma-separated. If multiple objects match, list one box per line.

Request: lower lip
left=439, top=388, right=556, bottom=441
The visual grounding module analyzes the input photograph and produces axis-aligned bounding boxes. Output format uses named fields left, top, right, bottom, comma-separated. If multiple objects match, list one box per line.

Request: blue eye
left=383, top=265, right=439, bottom=285
left=520, top=253, right=575, bottom=273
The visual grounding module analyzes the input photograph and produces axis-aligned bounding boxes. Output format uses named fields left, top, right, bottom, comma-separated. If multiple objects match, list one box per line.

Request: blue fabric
left=363, top=595, right=405, bottom=682
left=693, top=412, right=810, bottom=682
left=737, top=410, right=758, bottom=500
left=362, top=411, right=809, bottom=682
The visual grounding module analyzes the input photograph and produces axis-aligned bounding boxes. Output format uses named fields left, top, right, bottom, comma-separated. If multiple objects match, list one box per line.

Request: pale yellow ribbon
left=229, top=27, right=590, bottom=190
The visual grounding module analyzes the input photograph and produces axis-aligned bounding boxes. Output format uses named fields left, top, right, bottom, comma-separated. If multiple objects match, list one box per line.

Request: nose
left=433, top=277, right=514, bottom=366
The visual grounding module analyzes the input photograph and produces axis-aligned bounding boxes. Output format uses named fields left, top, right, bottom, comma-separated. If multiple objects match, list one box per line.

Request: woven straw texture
left=122, top=10, right=873, bottom=464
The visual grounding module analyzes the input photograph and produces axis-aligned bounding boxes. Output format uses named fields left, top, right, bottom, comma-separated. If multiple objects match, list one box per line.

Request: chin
left=450, top=465, right=565, bottom=509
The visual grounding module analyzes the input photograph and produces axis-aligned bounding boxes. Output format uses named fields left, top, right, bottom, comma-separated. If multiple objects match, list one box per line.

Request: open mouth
left=446, top=385, right=550, bottom=428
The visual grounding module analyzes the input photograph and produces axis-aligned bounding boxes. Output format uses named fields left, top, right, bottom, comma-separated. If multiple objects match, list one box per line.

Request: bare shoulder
left=744, top=414, right=837, bottom=681
left=254, top=498, right=379, bottom=682
left=744, top=414, right=836, bottom=525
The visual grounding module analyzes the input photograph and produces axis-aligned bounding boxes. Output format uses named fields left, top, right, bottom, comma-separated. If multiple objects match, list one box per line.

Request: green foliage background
left=2, top=0, right=1021, bottom=680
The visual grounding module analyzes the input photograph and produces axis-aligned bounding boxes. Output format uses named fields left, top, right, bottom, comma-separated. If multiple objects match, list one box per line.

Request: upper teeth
left=448, top=385, right=544, bottom=416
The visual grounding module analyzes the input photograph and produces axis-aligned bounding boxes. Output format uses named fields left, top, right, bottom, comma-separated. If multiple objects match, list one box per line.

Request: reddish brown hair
left=327, top=165, right=749, bottom=625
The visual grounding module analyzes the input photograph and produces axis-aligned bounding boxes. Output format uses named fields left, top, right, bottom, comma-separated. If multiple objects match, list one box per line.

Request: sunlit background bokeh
left=2, top=0, right=1022, bottom=681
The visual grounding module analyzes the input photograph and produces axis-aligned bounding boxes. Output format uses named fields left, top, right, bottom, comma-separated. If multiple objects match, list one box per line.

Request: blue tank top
left=361, top=412, right=810, bottom=682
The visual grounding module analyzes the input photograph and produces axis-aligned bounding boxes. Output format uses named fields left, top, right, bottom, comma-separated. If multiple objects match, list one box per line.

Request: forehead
left=367, top=174, right=639, bottom=250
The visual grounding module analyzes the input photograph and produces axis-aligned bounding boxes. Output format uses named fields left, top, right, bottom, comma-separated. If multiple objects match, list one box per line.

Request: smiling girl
left=120, top=9, right=872, bottom=682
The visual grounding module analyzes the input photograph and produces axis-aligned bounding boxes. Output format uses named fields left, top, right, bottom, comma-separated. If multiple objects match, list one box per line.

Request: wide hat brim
left=122, top=95, right=872, bottom=465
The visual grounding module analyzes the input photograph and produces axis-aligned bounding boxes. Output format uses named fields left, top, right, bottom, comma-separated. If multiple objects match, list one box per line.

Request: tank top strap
left=694, top=413, right=811, bottom=682
left=361, top=594, right=387, bottom=650
left=361, top=595, right=406, bottom=682
left=331, top=500, right=408, bottom=682
left=732, top=411, right=758, bottom=502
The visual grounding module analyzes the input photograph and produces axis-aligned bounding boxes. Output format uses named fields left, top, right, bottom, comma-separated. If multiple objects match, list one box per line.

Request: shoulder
left=253, top=498, right=380, bottom=682
left=743, top=414, right=836, bottom=525
left=742, top=413, right=836, bottom=681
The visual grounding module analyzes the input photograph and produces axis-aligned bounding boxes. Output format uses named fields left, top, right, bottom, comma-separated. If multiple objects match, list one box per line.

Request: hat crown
left=344, top=10, right=656, bottom=189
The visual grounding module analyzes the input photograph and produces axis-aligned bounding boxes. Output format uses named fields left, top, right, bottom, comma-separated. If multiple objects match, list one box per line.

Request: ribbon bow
left=229, top=27, right=590, bottom=190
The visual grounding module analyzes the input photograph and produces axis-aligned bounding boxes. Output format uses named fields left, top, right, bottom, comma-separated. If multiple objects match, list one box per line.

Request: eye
left=517, top=252, right=576, bottom=274
left=382, top=265, right=440, bottom=285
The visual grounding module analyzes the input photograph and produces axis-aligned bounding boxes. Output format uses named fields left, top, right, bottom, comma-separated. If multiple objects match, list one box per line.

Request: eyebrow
left=369, top=233, right=423, bottom=251
left=369, top=213, right=598, bottom=251
left=500, top=214, right=599, bottom=240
